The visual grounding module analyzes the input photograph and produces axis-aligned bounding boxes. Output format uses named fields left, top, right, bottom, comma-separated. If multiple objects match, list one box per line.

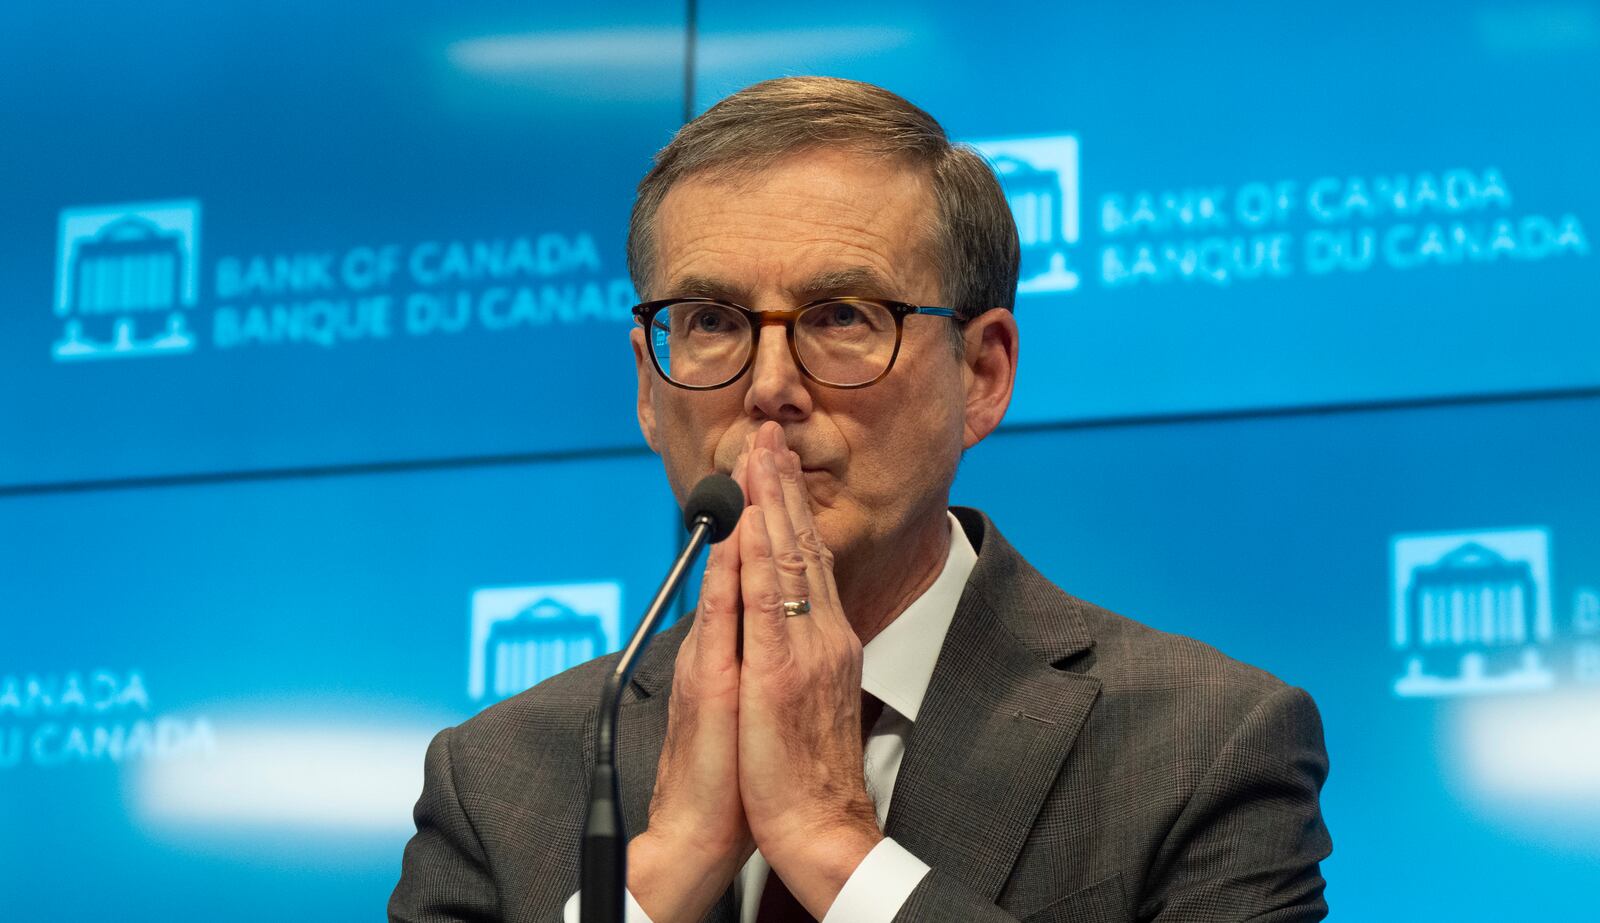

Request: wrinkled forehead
left=651, top=149, right=941, bottom=306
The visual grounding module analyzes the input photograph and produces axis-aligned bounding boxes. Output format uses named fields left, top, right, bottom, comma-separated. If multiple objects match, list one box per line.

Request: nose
left=743, top=321, right=813, bottom=423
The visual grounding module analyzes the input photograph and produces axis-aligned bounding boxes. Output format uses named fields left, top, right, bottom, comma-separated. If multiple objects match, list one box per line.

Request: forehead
left=652, top=148, right=939, bottom=304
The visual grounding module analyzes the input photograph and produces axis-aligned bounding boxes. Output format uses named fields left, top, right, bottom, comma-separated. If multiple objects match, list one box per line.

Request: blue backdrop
left=3, top=2, right=1597, bottom=919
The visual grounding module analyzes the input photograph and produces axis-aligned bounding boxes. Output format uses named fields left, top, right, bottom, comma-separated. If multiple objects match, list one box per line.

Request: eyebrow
left=661, top=274, right=750, bottom=303
left=661, top=266, right=901, bottom=306
left=795, top=266, right=898, bottom=301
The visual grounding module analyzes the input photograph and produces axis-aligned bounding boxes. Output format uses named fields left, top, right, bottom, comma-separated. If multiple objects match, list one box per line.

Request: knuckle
left=827, top=632, right=861, bottom=664
left=756, top=648, right=799, bottom=679
left=674, top=659, right=727, bottom=700
left=754, top=588, right=785, bottom=616
left=669, top=668, right=700, bottom=702
left=775, top=549, right=808, bottom=576
left=794, top=528, right=825, bottom=554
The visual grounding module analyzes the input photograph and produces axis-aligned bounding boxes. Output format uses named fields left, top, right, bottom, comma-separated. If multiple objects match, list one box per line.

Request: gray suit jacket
left=391, top=508, right=1331, bottom=922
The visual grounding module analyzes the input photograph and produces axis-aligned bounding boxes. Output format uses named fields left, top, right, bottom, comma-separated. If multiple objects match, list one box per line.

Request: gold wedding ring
left=781, top=599, right=812, bottom=617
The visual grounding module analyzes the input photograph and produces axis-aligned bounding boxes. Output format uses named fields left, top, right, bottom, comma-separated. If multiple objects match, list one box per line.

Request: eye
left=683, top=304, right=738, bottom=334
left=816, top=302, right=863, bottom=327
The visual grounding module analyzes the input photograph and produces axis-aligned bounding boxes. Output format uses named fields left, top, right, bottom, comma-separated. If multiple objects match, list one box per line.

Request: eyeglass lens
left=650, top=301, right=898, bottom=388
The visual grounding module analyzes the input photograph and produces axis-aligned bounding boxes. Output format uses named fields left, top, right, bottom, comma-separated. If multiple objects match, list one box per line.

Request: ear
left=960, top=308, right=1019, bottom=450
left=630, top=326, right=661, bottom=453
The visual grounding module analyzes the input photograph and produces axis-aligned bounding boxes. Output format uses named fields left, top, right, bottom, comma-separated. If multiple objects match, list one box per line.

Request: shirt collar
left=860, top=511, right=978, bottom=723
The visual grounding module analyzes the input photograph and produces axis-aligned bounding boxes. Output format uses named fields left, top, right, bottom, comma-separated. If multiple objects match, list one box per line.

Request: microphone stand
left=581, top=512, right=718, bottom=923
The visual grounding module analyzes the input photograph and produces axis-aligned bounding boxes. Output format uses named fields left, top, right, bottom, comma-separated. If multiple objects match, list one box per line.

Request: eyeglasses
left=632, top=297, right=961, bottom=390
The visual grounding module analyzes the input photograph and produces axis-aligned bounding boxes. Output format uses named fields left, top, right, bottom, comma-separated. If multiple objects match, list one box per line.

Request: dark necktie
left=754, top=691, right=886, bottom=923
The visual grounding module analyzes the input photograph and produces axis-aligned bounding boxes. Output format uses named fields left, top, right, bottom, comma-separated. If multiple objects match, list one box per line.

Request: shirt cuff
left=563, top=887, right=656, bottom=923
left=820, top=837, right=931, bottom=923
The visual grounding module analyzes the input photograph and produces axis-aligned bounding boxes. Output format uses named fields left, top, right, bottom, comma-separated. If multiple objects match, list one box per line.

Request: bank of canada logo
left=1391, top=528, right=1555, bottom=698
left=967, top=135, right=1081, bottom=295
left=53, top=200, right=201, bottom=362
left=468, top=582, right=622, bottom=702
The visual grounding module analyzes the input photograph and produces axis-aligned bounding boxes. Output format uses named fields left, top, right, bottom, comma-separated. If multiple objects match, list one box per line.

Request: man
left=391, top=77, right=1331, bottom=923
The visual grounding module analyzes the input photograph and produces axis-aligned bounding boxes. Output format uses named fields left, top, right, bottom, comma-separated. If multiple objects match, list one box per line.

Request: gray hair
left=626, top=76, right=1020, bottom=322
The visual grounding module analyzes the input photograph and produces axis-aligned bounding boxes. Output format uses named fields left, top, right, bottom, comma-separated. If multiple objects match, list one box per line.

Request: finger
left=772, top=446, right=845, bottom=621
left=695, top=486, right=743, bottom=671
left=754, top=420, right=787, bottom=458
left=771, top=447, right=813, bottom=535
left=750, top=450, right=812, bottom=622
left=755, top=427, right=820, bottom=572
left=730, top=448, right=752, bottom=501
left=755, top=427, right=842, bottom=624
left=727, top=449, right=753, bottom=660
left=732, top=435, right=757, bottom=499
left=739, top=505, right=790, bottom=658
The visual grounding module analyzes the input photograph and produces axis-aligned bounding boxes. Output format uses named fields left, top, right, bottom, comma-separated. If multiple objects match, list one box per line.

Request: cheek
left=839, top=381, right=964, bottom=505
left=653, top=389, right=744, bottom=478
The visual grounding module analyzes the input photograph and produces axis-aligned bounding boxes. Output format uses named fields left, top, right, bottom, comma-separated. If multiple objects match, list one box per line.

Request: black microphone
left=581, top=473, right=744, bottom=923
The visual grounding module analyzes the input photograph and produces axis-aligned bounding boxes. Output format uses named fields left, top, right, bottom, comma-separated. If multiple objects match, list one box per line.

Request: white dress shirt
left=566, top=512, right=977, bottom=923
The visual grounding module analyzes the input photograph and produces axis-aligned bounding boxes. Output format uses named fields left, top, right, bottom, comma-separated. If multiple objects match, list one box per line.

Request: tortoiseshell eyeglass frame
left=631, top=297, right=962, bottom=390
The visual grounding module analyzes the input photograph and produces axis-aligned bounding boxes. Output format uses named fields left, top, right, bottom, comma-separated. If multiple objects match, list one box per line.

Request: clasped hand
left=628, top=422, right=882, bottom=923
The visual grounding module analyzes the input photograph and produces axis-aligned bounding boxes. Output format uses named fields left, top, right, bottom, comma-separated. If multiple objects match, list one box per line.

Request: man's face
left=631, top=148, right=972, bottom=566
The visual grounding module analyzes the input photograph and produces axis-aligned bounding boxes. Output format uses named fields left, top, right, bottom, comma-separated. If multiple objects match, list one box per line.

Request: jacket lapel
left=616, top=692, right=670, bottom=842
left=883, top=510, right=1103, bottom=903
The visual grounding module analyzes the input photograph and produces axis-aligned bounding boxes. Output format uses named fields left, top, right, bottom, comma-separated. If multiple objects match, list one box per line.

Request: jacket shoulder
left=957, top=507, right=1309, bottom=722
left=1082, top=602, right=1295, bottom=701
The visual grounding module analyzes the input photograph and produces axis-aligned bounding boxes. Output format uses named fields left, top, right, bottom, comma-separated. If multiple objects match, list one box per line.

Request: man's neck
left=835, top=507, right=953, bottom=647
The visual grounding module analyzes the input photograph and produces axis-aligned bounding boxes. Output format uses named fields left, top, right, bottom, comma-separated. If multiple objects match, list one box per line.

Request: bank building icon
left=1391, top=528, right=1556, bottom=698
left=53, top=200, right=201, bottom=362
left=967, top=135, right=1081, bottom=295
left=469, top=581, right=622, bottom=702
